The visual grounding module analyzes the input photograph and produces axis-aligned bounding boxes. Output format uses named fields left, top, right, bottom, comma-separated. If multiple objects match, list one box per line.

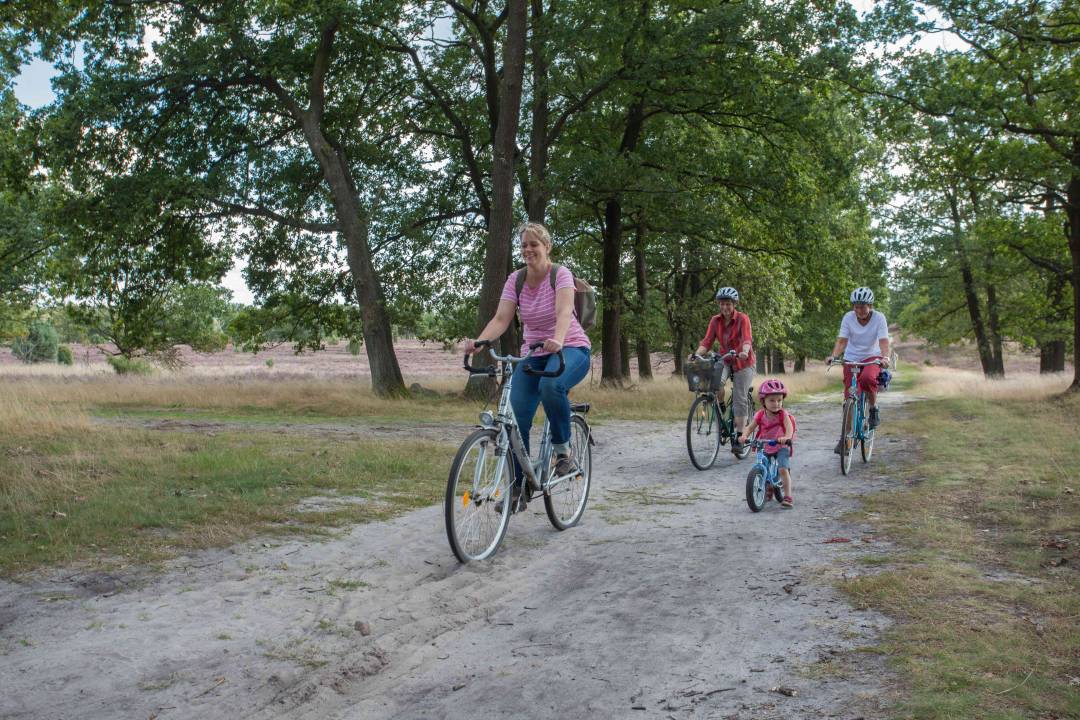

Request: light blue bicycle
left=745, top=439, right=788, bottom=512
left=828, top=358, right=884, bottom=475
left=446, top=340, right=593, bottom=563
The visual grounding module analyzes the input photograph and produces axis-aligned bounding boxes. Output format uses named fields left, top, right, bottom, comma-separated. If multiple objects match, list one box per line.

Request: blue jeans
left=509, top=347, right=591, bottom=478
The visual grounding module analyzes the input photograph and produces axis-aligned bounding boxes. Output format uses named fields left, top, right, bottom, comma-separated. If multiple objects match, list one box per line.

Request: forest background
left=0, top=0, right=1076, bottom=394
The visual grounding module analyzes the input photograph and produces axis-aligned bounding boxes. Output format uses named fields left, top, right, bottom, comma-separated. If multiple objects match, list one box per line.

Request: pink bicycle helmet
left=758, top=378, right=788, bottom=400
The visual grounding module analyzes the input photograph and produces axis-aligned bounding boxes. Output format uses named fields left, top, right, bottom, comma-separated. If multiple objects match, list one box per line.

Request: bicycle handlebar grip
left=463, top=339, right=493, bottom=374
left=522, top=348, right=566, bottom=377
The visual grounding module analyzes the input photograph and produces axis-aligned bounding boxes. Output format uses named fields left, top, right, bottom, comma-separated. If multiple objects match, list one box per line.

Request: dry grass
left=911, top=365, right=1073, bottom=401
left=577, top=370, right=834, bottom=421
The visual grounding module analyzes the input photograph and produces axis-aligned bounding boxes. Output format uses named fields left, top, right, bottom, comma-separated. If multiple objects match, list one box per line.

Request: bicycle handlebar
left=463, top=340, right=565, bottom=377
left=826, top=358, right=885, bottom=371
left=690, top=349, right=737, bottom=363
left=747, top=439, right=788, bottom=449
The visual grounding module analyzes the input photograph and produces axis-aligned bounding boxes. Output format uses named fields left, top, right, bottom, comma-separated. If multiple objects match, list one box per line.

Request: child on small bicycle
left=739, top=379, right=795, bottom=508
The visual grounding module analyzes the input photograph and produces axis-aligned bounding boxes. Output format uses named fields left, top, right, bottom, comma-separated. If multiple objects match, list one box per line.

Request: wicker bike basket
left=686, top=359, right=727, bottom=392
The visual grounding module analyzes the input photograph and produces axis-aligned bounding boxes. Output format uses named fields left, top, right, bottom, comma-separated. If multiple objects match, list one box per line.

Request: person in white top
left=827, top=287, right=891, bottom=448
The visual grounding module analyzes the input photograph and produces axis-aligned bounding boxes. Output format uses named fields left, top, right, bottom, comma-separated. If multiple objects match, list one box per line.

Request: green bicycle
left=686, top=350, right=756, bottom=470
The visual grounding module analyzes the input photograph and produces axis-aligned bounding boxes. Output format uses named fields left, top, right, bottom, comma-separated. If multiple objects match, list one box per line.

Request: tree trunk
left=771, top=346, right=786, bottom=374
left=620, top=333, right=631, bottom=378
left=1040, top=340, right=1066, bottom=373
left=756, top=352, right=766, bottom=374
left=600, top=196, right=625, bottom=387
left=526, top=0, right=549, bottom=222
left=1068, top=141, right=1080, bottom=391
left=299, top=118, right=405, bottom=397
left=466, top=0, right=527, bottom=399
left=947, top=192, right=999, bottom=378
left=600, top=99, right=647, bottom=388
left=794, top=354, right=806, bottom=372
left=983, top=244, right=1006, bottom=376
left=633, top=226, right=652, bottom=381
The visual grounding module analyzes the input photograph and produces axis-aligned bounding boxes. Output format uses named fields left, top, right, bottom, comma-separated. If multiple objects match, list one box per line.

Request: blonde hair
left=514, top=221, right=552, bottom=250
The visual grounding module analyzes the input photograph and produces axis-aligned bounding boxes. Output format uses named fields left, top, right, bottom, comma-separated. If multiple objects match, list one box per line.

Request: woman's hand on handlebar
left=543, top=338, right=563, bottom=354
left=467, top=339, right=491, bottom=355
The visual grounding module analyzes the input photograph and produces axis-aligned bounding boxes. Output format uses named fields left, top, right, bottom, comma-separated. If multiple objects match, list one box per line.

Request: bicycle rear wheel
left=840, top=399, right=855, bottom=475
left=687, top=395, right=722, bottom=470
left=445, top=428, right=512, bottom=563
left=544, top=414, right=592, bottom=530
left=745, top=466, right=766, bottom=512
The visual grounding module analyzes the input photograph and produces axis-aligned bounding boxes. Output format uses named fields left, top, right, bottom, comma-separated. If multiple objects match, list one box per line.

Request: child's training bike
left=745, top=439, right=788, bottom=512
left=827, top=358, right=884, bottom=475
left=446, top=340, right=593, bottom=563
left=685, top=350, right=755, bottom=469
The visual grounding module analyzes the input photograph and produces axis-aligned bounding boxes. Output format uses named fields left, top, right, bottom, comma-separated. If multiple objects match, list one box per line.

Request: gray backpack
left=514, top=264, right=597, bottom=331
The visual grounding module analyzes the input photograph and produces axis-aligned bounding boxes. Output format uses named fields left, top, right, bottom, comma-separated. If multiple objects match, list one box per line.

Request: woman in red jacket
left=692, top=286, right=756, bottom=453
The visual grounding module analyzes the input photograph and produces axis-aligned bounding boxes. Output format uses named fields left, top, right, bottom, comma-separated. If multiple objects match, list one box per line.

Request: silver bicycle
left=445, top=340, right=593, bottom=563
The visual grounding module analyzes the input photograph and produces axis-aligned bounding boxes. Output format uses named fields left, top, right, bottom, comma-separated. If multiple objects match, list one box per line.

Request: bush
left=347, top=338, right=362, bottom=356
left=107, top=355, right=155, bottom=375
left=57, top=345, right=74, bottom=366
left=12, top=321, right=59, bottom=363
left=265, top=358, right=274, bottom=368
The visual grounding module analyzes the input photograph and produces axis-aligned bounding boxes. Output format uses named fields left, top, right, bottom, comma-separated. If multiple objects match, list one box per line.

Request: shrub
left=265, top=358, right=274, bottom=368
left=57, top=345, right=74, bottom=366
left=12, top=321, right=60, bottom=363
left=347, top=338, right=362, bottom=356
left=107, top=355, right=155, bottom=375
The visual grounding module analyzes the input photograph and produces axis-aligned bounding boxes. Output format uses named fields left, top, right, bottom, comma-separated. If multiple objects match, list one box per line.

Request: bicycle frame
left=474, top=349, right=580, bottom=497
left=751, top=447, right=782, bottom=490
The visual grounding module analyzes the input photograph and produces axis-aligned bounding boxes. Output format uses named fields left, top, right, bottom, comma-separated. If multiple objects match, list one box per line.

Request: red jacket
left=700, top=311, right=755, bottom=372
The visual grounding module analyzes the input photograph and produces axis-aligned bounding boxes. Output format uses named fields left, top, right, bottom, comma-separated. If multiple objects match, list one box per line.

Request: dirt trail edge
left=1, top=394, right=909, bottom=720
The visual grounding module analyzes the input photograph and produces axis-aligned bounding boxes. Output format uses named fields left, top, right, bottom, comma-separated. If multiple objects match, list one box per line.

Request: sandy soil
left=0, top=391, right=908, bottom=719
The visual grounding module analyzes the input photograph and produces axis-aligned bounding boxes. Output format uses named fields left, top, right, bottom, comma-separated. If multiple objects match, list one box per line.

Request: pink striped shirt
left=501, top=266, right=592, bottom=356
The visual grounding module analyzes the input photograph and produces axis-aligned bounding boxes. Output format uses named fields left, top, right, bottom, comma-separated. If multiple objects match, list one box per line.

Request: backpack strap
left=515, top=264, right=565, bottom=303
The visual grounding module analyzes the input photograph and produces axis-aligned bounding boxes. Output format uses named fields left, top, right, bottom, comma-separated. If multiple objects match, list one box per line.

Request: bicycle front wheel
left=745, top=466, right=766, bottom=512
left=687, top=395, right=722, bottom=470
left=445, top=428, right=512, bottom=563
left=861, top=411, right=876, bottom=463
left=544, top=414, right=592, bottom=530
left=840, top=399, right=855, bottom=475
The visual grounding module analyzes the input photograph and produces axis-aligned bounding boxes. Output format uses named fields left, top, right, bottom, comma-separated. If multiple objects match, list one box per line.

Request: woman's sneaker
left=554, top=454, right=581, bottom=478
left=869, top=407, right=880, bottom=429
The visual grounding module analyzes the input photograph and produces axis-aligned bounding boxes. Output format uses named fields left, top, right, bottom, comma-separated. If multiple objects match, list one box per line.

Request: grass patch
left=840, top=386, right=1080, bottom=719
left=0, top=414, right=453, bottom=575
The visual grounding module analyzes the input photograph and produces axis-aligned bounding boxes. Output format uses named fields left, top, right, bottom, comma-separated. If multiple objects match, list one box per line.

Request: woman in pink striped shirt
left=471, top=223, right=592, bottom=504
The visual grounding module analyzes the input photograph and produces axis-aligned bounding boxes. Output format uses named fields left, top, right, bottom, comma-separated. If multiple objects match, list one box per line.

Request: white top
left=839, top=310, right=889, bottom=361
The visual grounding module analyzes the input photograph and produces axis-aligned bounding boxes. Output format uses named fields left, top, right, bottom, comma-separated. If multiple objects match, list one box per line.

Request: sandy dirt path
left=0, top=394, right=908, bottom=719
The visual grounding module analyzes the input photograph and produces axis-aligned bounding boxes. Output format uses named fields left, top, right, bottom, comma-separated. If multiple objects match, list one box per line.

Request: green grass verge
left=0, top=427, right=453, bottom=575
left=840, top=391, right=1080, bottom=719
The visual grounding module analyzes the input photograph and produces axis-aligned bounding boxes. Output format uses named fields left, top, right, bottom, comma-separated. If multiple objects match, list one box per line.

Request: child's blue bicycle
left=828, top=359, right=884, bottom=475
left=745, top=439, right=788, bottom=512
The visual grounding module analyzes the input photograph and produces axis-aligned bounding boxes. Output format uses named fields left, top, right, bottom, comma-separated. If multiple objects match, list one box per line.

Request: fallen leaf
left=822, top=537, right=851, bottom=544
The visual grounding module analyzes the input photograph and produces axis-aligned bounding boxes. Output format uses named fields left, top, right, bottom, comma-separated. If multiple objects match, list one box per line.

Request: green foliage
left=56, top=344, right=73, bottom=365
left=106, top=356, right=155, bottom=376
left=12, top=320, right=59, bottom=363
left=346, top=338, right=362, bottom=356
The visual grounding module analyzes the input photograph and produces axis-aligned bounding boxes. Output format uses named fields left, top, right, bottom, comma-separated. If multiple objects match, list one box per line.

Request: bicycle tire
left=445, top=428, right=512, bottom=563
left=544, top=414, right=592, bottom=530
left=687, top=395, right=722, bottom=470
left=840, top=398, right=855, bottom=475
left=745, top=466, right=766, bottom=512
left=861, top=410, right=875, bottom=463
